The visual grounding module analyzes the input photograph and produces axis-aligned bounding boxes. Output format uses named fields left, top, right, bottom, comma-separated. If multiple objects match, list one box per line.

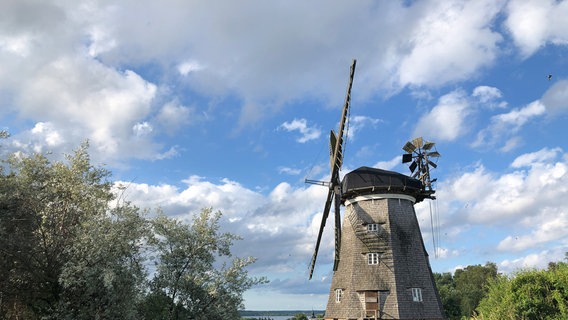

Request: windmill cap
left=341, top=166, right=434, bottom=203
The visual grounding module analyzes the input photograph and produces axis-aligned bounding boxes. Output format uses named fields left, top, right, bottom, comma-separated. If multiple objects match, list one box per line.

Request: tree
left=56, top=204, right=149, bottom=320
left=144, top=208, right=268, bottom=320
left=289, top=313, right=309, bottom=320
left=433, top=272, right=461, bottom=320
left=475, top=274, right=515, bottom=320
left=0, top=143, right=116, bottom=318
left=476, top=259, right=568, bottom=320
left=454, top=262, right=497, bottom=318
left=0, top=142, right=266, bottom=319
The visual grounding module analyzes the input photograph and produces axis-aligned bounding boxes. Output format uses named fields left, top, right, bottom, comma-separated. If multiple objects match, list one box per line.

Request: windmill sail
left=309, top=59, right=356, bottom=280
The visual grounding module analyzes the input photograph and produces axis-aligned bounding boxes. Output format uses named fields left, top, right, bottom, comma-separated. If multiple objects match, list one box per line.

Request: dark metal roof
left=341, top=166, right=434, bottom=203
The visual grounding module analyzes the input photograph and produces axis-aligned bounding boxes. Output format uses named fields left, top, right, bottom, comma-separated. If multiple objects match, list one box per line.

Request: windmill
left=307, top=62, right=445, bottom=319
left=308, top=59, right=356, bottom=280
left=402, top=137, right=440, bottom=192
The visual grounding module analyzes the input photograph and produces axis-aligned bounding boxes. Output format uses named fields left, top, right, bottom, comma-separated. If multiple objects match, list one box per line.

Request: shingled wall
left=323, top=196, right=444, bottom=320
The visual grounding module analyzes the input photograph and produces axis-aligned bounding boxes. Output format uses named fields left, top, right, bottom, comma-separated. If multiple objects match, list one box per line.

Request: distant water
left=244, top=317, right=290, bottom=320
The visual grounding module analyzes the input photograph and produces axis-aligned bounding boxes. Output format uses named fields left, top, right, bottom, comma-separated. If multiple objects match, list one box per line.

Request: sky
left=1, top=0, right=568, bottom=311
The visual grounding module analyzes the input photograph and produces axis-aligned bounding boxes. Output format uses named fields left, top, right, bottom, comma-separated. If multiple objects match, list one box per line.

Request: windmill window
left=335, top=288, right=344, bottom=303
left=367, top=224, right=379, bottom=232
left=367, top=253, right=380, bottom=265
left=411, top=288, right=423, bottom=302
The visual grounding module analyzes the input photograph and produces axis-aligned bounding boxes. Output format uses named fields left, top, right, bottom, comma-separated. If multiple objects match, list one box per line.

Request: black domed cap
left=341, top=166, right=434, bottom=203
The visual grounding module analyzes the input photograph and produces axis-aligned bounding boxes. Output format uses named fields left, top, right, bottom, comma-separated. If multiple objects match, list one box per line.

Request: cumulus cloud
left=497, top=208, right=568, bottom=252
left=0, top=0, right=523, bottom=165
left=397, top=0, right=504, bottom=87
left=114, top=176, right=334, bottom=283
left=279, top=118, right=321, bottom=143
left=413, top=89, right=472, bottom=141
left=511, top=147, right=562, bottom=168
left=472, top=86, right=507, bottom=109
left=373, top=156, right=401, bottom=171
left=541, top=79, right=568, bottom=115
left=155, top=100, right=194, bottom=134
left=505, top=0, right=568, bottom=57
left=278, top=166, right=301, bottom=176
left=347, top=115, right=381, bottom=141
left=499, top=247, right=568, bottom=273
left=472, top=100, right=546, bottom=151
left=440, top=148, right=568, bottom=251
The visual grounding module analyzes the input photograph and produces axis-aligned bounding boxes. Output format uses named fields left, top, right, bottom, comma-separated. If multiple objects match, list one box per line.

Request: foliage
left=433, top=272, right=461, bottom=319
left=435, top=259, right=568, bottom=320
left=0, top=143, right=116, bottom=318
left=289, top=313, right=309, bottom=320
left=143, top=209, right=268, bottom=320
left=434, top=262, right=497, bottom=320
left=476, top=262, right=568, bottom=320
left=0, top=142, right=265, bottom=320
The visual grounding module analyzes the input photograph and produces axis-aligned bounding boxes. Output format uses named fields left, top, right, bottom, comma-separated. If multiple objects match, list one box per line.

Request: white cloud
left=347, top=115, right=381, bottom=141
left=4, top=54, right=160, bottom=163
left=499, top=247, right=568, bottom=273
left=177, top=60, right=203, bottom=76
left=511, top=147, right=561, bottom=168
left=279, top=118, right=321, bottom=143
left=30, top=122, right=64, bottom=148
left=155, top=101, right=193, bottom=134
left=413, top=90, right=472, bottom=141
left=373, top=156, right=401, bottom=171
left=114, top=176, right=333, bottom=279
left=441, top=148, right=568, bottom=229
left=278, top=166, right=301, bottom=176
left=397, top=0, right=504, bottom=86
left=541, top=79, right=568, bottom=115
left=494, top=100, right=546, bottom=127
left=472, top=86, right=507, bottom=109
left=472, top=100, right=546, bottom=151
left=0, top=34, right=33, bottom=57
left=505, top=0, right=568, bottom=57
left=497, top=208, right=568, bottom=252
left=133, top=122, right=153, bottom=137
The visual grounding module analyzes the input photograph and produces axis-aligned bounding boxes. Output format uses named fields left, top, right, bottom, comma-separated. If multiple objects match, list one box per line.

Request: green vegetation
left=239, top=310, right=324, bottom=319
left=0, top=142, right=266, bottom=320
left=434, top=259, right=568, bottom=320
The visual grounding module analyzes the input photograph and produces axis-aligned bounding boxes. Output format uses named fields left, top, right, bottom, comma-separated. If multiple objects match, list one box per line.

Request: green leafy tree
left=144, top=208, right=268, bottom=320
left=0, top=143, right=116, bottom=318
left=56, top=204, right=149, bottom=320
left=454, top=262, right=497, bottom=318
left=1, top=142, right=267, bottom=320
left=476, top=259, right=568, bottom=320
left=433, top=272, right=462, bottom=319
left=475, top=274, right=515, bottom=320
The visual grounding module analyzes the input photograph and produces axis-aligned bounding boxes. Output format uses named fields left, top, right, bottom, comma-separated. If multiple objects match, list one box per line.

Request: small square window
left=411, top=288, right=423, bottom=302
left=367, top=224, right=378, bottom=232
left=335, top=288, right=343, bottom=303
left=367, top=253, right=379, bottom=265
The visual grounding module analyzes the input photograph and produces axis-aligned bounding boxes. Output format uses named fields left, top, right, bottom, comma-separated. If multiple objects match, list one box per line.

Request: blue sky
left=1, top=0, right=568, bottom=311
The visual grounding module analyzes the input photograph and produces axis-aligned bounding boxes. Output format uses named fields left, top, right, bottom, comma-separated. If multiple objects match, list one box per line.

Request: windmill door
left=364, top=291, right=378, bottom=319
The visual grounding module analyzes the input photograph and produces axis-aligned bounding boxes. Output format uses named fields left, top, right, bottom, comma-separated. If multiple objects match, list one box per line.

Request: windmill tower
left=308, top=61, right=445, bottom=320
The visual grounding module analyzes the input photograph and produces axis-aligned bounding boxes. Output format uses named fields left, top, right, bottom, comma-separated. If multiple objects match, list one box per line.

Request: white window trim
left=335, top=288, right=343, bottom=303
left=367, top=223, right=378, bottom=232
left=367, top=253, right=379, bottom=265
left=411, top=288, right=423, bottom=302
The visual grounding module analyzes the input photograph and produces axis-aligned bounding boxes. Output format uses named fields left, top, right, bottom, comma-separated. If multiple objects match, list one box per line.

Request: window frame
left=367, top=252, right=380, bottom=265
left=411, top=287, right=423, bottom=302
left=367, top=223, right=379, bottom=232
left=335, top=288, right=344, bottom=303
